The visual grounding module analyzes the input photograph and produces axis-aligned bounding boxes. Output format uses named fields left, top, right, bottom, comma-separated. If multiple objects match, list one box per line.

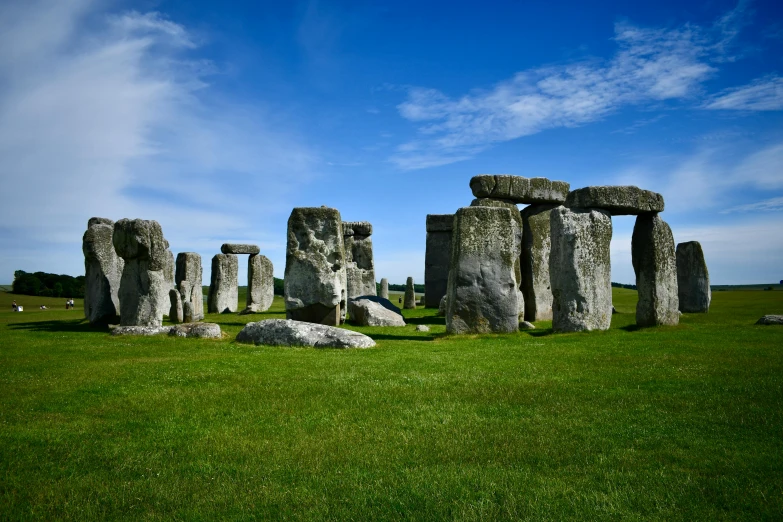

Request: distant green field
left=1, top=288, right=782, bottom=520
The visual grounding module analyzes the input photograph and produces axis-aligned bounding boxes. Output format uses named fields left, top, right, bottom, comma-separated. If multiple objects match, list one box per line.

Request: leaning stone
left=404, top=277, right=417, bottom=309
left=221, top=243, right=260, bottom=255
left=169, top=323, right=222, bottom=339
left=243, top=254, right=274, bottom=314
left=348, top=298, right=406, bottom=326
left=113, top=219, right=169, bottom=327
left=236, top=319, right=375, bottom=348
left=520, top=204, right=557, bottom=321
left=755, top=315, right=783, bottom=325
left=343, top=221, right=376, bottom=299
left=83, top=217, right=123, bottom=325
left=175, top=253, right=204, bottom=321
left=379, top=278, right=389, bottom=299
left=425, top=214, right=453, bottom=308
left=676, top=241, right=711, bottom=313
left=470, top=175, right=570, bottom=204
left=415, top=325, right=430, bottom=332
left=565, top=186, right=664, bottom=215
left=632, top=214, right=679, bottom=327
left=284, top=207, right=347, bottom=325
left=111, top=325, right=172, bottom=336
left=207, top=254, right=239, bottom=314
left=438, top=295, right=447, bottom=316
left=550, top=207, right=613, bottom=332
left=169, top=288, right=183, bottom=323
left=446, top=206, right=522, bottom=334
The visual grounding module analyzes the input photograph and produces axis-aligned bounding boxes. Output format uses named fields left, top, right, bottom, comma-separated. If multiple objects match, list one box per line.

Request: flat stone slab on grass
left=220, top=243, right=260, bottom=255
left=756, top=315, right=783, bottom=325
left=470, top=175, right=570, bottom=204
left=565, top=186, right=664, bottom=215
left=236, top=319, right=375, bottom=348
left=348, top=298, right=405, bottom=326
left=111, top=323, right=222, bottom=338
left=111, top=325, right=172, bottom=336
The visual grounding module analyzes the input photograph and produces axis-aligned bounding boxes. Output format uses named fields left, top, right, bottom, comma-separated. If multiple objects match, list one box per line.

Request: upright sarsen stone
left=113, top=219, right=170, bottom=327
left=343, top=221, right=376, bottom=299
left=425, top=214, right=453, bottom=308
left=446, top=206, right=522, bottom=334
left=83, top=217, right=123, bottom=325
left=244, top=254, right=274, bottom=313
left=632, top=214, right=679, bottom=326
left=175, top=252, right=203, bottom=321
left=676, top=241, right=711, bottom=313
left=169, top=288, right=183, bottom=323
left=521, top=205, right=557, bottom=321
left=404, top=277, right=417, bottom=309
left=379, top=278, right=389, bottom=299
left=208, top=254, right=239, bottom=314
left=550, top=207, right=612, bottom=332
left=159, top=247, right=175, bottom=317
left=284, top=207, right=347, bottom=325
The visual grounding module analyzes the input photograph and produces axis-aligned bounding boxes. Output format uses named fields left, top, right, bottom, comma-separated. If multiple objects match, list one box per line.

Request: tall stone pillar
left=244, top=254, right=274, bottom=313
left=208, top=254, right=239, bottom=314
left=520, top=205, right=557, bottom=321
left=175, top=252, right=204, bottom=322
left=676, top=241, right=710, bottom=313
left=343, top=221, right=376, bottom=298
left=632, top=214, right=679, bottom=326
left=379, top=278, right=389, bottom=299
left=404, top=277, right=417, bottom=309
left=83, top=217, right=123, bottom=325
left=425, top=214, right=453, bottom=308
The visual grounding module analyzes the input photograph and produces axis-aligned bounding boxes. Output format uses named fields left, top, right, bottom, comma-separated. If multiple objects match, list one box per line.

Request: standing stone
left=284, top=207, right=347, bottom=325
left=632, top=214, right=679, bottom=326
left=113, top=219, right=170, bottom=327
left=208, top=254, right=239, bottom=314
left=343, top=221, right=376, bottom=299
left=550, top=207, right=613, bottom=332
left=243, top=254, right=274, bottom=313
left=379, top=278, right=389, bottom=299
left=521, top=205, right=557, bottom=321
left=159, top=247, right=175, bottom=317
left=676, top=241, right=711, bottom=313
left=169, top=288, right=183, bottom=323
left=175, top=252, right=203, bottom=322
left=83, top=217, right=123, bottom=325
left=425, top=214, right=453, bottom=308
left=404, top=277, right=417, bottom=309
left=446, top=206, right=522, bottom=334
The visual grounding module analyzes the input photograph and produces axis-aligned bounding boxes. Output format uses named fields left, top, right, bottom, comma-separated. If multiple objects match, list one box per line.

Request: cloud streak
left=704, top=75, right=783, bottom=111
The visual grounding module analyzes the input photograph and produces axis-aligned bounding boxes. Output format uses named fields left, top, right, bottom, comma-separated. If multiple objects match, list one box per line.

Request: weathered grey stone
left=519, top=321, right=536, bottom=330
left=236, top=319, right=375, bottom=348
left=159, top=247, right=175, bottom=317
left=242, top=254, right=274, bottom=314
left=113, top=219, right=169, bottom=327
left=676, top=241, right=711, bottom=313
left=415, top=325, right=430, bottom=332
left=756, top=315, right=783, bottom=325
left=284, top=207, right=347, bottom=325
left=348, top=298, right=406, bottom=327
left=521, top=204, right=557, bottom=321
left=207, top=254, right=239, bottom=314
left=350, top=295, right=403, bottom=316
left=343, top=221, right=376, bottom=299
left=220, top=243, right=260, bottom=255
left=169, top=288, right=183, bottom=323
left=404, top=277, right=417, bottom=309
left=470, top=175, right=570, bottom=204
left=446, top=206, right=522, bottom=334
left=633, top=214, right=679, bottom=327
left=425, top=214, right=453, bottom=308
left=175, top=253, right=203, bottom=322
left=379, top=278, right=389, bottom=299
left=565, top=186, right=664, bottom=215
left=183, top=300, right=194, bottom=323
left=83, top=217, right=123, bottom=325
left=550, top=207, right=613, bottom=332
left=169, top=323, right=222, bottom=339
left=438, top=295, right=447, bottom=316
left=111, top=325, right=171, bottom=336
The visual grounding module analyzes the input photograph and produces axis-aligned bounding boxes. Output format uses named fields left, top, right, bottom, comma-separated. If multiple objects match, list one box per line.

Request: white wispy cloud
left=703, top=75, right=783, bottom=111
left=721, top=196, right=783, bottom=213
left=391, top=5, right=747, bottom=169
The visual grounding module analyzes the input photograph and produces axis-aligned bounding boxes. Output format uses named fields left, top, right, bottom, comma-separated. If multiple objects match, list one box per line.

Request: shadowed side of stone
left=208, top=254, right=239, bottom=314
left=83, top=217, right=123, bottom=325
left=175, top=253, right=204, bottom=322
left=632, top=214, right=679, bottom=327
left=521, top=204, right=557, bottom=321
left=565, top=186, right=664, bottom=215
left=221, top=243, right=260, bottom=255
left=236, top=319, right=375, bottom=348
left=169, top=288, right=183, bottom=323
left=425, top=214, right=453, bottom=308
left=676, top=241, right=711, bottom=313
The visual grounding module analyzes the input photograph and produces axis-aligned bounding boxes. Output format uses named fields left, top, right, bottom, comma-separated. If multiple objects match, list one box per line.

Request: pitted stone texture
left=208, top=254, right=239, bottom=314
left=348, top=298, right=406, bottom=327
left=111, top=325, right=172, bottom=336
left=379, top=278, right=389, bottom=299
left=243, top=254, right=274, bottom=313
left=221, top=243, right=260, bottom=255
left=351, top=295, right=403, bottom=316
left=521, top=205, right=557, bottom=321
left=756, top=315, right=783, bottom=325
left=676, top=241, right=711, bottom=313
left=633, top=214, right=679, bottom=327
left=550, top=207, right=613, bottom=332
left=343, top=221, right=376, bottom=299
left=565, top=186, right=664, bottom=215
left=425, top=214, right=454, bottom=308
left=236, top=319, right=375, bottom=348
left=159, top=248, right=175, bottom=317
left=284, top=207, right=347, bottom=325
left=404, top=277, right=417, bottom=309
left=170, top=323, right=222, bottom=339
left=175, top=253, right=204, bottom=322
left=169, top=288, right=183, bottom=323
left=438, top=295, right=447, bottom=316
left=446, top=206, right=522, bottom=334
left=113, top=219, right=169, bottom=327
left=470, top=175, right=570, bottom=204
left=83, top=217, right=123, bottom=325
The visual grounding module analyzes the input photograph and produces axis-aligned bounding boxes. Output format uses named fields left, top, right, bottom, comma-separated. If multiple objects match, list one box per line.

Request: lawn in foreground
left=0, top=289, right=782, bottom=520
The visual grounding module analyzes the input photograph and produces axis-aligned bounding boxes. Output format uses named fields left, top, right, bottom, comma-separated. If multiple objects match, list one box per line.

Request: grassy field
left=1, top=288, right=782, bottom=520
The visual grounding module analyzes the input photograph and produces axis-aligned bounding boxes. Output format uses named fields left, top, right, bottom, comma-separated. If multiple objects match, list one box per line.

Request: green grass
left=1, top=288, right=782, bottom=520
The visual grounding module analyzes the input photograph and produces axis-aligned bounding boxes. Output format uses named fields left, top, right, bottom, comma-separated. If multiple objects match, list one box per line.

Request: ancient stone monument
left=159, top=247, right=176, bottom=317
left=470, top=175, right=570, bottom=204
left=169, top=288, right=183, bottom=323
left=284, top=207, right=347, bottom=325
left=632, top=214, right=679, bottom=326
left=175, top=252, right=204, bottom=322
left=379, top=278, right=389, bottom=299
left=342, top=221, right=376, bottom=299
left=425, top=214, right=453, bottom=308
left=520, top=205, right=557, bottom=321
left=676, top=241, right=710, bottom=313
left=404, top=277, right=417, bottom=309
left=446, top=206, right=523, bottom=334
left=221, top=244, right=260, bottom=255
left=208, top=254, right=239, bottom=314
left=244, top=254, right=274, bottom=314
left=82, top=217, right=123, bottom=325
left=113, top=218, right=170, bottom=327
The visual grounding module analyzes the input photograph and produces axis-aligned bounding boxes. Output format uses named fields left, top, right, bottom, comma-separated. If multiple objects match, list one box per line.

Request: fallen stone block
left=169, top=323, right=222, bottom=339
left=236, top=319, right=375, bottom=348
left=755, top=315, right=783, bottom=325
left=348, top=297, right=406, bottom=326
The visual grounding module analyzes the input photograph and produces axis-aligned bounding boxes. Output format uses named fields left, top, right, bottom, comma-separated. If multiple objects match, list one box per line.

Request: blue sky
left=1, top=0, right=781, bottom=285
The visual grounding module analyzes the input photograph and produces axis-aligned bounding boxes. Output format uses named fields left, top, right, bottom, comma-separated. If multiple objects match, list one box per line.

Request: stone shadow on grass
left=404, top=316, right=445, bottom=326
left=9, top=319, right=108, bottom=334
left=368, top=333, right=435, bottom=342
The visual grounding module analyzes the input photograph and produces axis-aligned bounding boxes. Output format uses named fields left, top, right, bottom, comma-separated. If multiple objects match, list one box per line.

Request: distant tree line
left=384, top=282, right=425, bottom=293
left=12, top=270, right=85, bottom=298
left=611, top=282, right=637, bottom=290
